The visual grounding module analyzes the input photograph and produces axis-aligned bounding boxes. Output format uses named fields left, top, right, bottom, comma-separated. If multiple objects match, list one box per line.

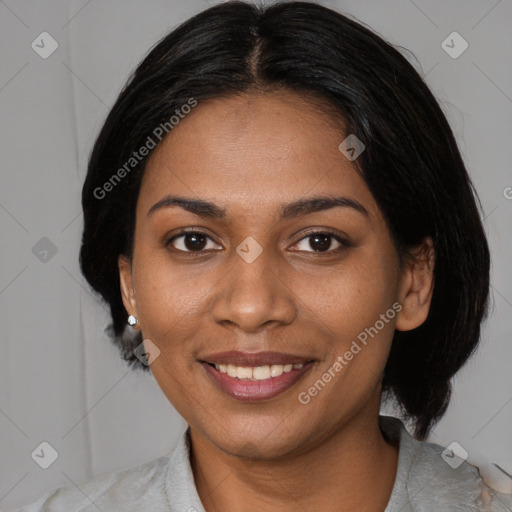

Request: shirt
left=14, top=416, right=512, bottom=511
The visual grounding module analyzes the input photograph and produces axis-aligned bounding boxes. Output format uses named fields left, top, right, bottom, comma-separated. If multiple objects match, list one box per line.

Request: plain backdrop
left=1, top=0, right=511, bottom=509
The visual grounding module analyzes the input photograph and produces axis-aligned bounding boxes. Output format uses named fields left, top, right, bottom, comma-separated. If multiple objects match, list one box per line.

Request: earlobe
left=118, top=255, right=138, bottom=320
left=395, top=237, right=435, bottom=332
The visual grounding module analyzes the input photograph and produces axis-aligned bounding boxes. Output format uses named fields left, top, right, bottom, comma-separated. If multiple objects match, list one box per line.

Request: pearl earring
left=127, top=315, right=139, bottom=326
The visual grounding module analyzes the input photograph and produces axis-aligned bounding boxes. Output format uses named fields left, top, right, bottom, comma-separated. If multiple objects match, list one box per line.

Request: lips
left=199, top=351, right=315, bottom=402
left=200, top=350, right=311, bottom=366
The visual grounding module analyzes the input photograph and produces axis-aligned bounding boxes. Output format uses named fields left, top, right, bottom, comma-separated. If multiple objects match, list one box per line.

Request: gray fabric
left=15, top=416, right=512, bottom=511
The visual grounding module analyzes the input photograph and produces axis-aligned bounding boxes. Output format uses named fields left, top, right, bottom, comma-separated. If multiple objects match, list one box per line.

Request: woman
left=18, top=1, right=512, bottom=510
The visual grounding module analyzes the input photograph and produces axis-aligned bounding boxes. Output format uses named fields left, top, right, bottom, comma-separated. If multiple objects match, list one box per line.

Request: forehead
left=139, top=91, right=378, bottom=220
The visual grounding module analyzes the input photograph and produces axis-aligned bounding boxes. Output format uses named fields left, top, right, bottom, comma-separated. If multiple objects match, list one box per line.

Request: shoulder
left=381, top=416, right=512, bottom=512
left=14, top=454, right=172, bottom=512
left=407, top=438, right=505, bottom=511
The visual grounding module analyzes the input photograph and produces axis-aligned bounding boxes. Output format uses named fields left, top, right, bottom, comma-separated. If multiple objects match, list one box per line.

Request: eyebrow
left=147, top=194, right=369, bottom=220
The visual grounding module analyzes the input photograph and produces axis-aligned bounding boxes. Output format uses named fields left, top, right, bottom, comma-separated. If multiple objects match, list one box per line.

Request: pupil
left=310, top=234, right=330, bottom=252
left=185, top=233, right=206, bottom=251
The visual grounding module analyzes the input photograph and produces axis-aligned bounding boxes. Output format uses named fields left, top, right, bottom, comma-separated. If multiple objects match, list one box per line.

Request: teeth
left=213, top=363, right=304, bottom=380
left=253, top=365, right=271, bottom=379
left=227, top=364, right=238, bottom=378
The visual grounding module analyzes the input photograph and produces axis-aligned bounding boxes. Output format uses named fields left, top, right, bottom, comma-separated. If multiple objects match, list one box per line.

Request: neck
left=190, top=403, right=398, bottom=511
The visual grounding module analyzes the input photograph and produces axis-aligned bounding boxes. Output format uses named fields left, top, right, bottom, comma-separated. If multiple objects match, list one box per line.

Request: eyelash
left=164, top=228, right=351, bottom=256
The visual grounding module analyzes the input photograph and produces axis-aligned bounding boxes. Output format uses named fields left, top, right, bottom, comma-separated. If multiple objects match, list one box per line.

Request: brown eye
left=292, top=231, right=348, bottom=253
left=166, top=231, right=222, bottom=252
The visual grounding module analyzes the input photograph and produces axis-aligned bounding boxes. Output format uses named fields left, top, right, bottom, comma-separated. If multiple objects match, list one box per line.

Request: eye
left=165, top=230, right=222, bottom=253
left=291, top=230, right=349, bottom=253
left=165, top=229, right=350, bottom=255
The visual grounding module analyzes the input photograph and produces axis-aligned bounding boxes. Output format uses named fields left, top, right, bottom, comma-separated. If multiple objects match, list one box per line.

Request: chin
left=198, top=411, right=315, bottom=460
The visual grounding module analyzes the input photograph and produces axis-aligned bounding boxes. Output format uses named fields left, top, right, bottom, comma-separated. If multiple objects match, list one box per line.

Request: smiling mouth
left=206, top=362, right=306, bottom=380
left=200, top=359, right=315, bottom=401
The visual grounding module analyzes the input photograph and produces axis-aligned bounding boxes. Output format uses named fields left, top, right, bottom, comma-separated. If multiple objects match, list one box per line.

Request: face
left=119, top=90, right=432, bottom=458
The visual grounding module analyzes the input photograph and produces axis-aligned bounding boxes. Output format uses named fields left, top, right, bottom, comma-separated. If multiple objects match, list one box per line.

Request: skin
left=118, top=90, right=435, bottom=511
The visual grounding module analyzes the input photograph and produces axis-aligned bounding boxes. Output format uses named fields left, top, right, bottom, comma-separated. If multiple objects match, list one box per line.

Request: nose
left=210, top=247, right=297, bottom=333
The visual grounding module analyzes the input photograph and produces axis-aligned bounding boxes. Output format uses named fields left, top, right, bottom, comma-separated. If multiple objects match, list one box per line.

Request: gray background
left=1, top=0, right=511, bottom=509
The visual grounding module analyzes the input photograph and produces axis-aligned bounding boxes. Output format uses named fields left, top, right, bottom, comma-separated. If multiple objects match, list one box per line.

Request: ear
left=118, top=254, right=139, bottom=323
left=395, top=237, right=435, bottom=332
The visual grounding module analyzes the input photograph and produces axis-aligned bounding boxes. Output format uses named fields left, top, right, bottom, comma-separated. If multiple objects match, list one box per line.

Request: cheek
left=293, top=273, right=397, bottom=423
left=299, top=249, right=398, bottom=339
left=131, top=250, right=209, bottom=420
left=298, top=245, right=399, bottom=385
left=131, top=248, right=211, bottom=339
